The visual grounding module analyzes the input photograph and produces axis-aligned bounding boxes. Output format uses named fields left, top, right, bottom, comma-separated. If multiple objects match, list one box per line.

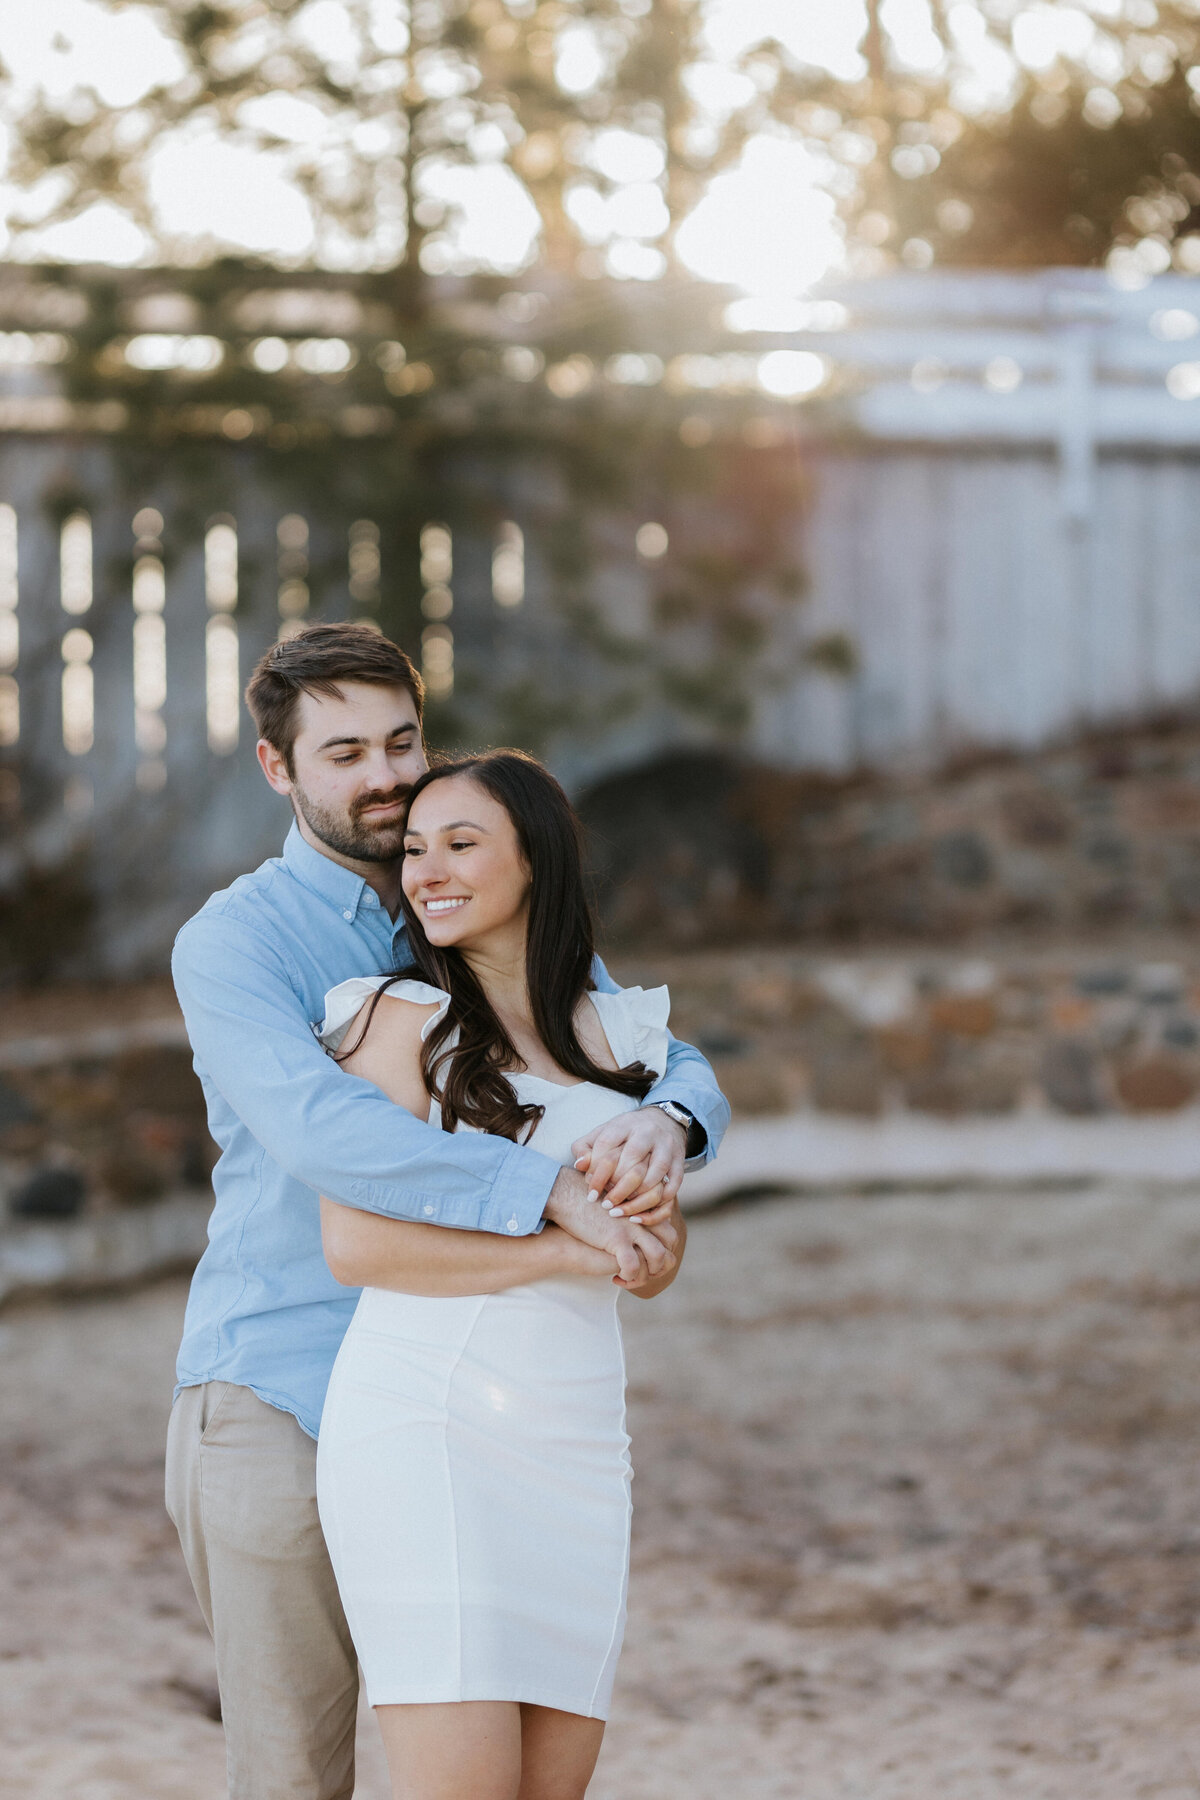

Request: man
left=165, top=622, right=729, bottom=1800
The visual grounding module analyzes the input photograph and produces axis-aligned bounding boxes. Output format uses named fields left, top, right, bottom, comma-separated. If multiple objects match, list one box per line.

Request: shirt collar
left=282, top=820, right=373, bottom=921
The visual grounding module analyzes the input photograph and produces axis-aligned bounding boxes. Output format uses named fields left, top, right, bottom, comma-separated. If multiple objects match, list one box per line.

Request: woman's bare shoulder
left=340, top=989, right=443, bottom=1112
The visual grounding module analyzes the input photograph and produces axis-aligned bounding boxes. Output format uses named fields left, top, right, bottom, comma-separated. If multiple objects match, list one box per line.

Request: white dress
left=314, top=976, right=671, bottom=1718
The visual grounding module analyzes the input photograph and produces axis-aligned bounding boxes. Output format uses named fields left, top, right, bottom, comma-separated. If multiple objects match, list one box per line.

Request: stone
left=9, top=1167, right=87, bottom=1220
left=809, top=1053, right=885, bottom=1118
left=712, top=1053, right=800, bottom=1117
left=903, top=1064, right=1021, bottom=1116
left=815, top=964, right=917, bottom=1028
left=876, top=1025, right=937, bottom=1074
left=0, top=1076, right=42, bottom=1155
left=697, top=1030, right=750, bottom=1058
left=1000, top=788, right=1072, bottom=847
left=1049, top=994, right=1094, bottom=1033
left=932, top=832, right=993, bottom=888
left=96, top=1146, right=170, bottom=1205
left=928, top=994, right=997, bottom=1037
left=1075, top=966, right=1128, bottom=997
left=114, top=1045, right=208, bottom=1117
left=1083, top=834, right=1131, bottom=872
left=0, top=1076, right=35, bottom=1131
left=1114, top=1055, right=1197, bottom=1113
left=1135, top=963, right=1185, bottom=1004
left=1041, top=1039, right=1106, bottom=1115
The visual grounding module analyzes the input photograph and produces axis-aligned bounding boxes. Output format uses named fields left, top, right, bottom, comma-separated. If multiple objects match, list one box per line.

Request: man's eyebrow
left=404, top=818, right=490, bottom=836
left=316, top=724, right=419, bottom=752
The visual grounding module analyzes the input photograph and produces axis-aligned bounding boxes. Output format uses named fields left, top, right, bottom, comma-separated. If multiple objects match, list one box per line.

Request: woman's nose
left=416, top=854, right=447, bottom=887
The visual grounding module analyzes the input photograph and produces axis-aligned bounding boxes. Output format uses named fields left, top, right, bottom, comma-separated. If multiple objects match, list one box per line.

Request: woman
left=314, top=750, right=686, bottom=1800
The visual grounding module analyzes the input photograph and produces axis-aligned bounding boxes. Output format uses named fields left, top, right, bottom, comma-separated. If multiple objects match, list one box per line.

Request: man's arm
left=591, top=956, right=729, bottom=1168
left=172, top=906, right=560, bottom=1235
left=579, top=956, right=731, bottom=1214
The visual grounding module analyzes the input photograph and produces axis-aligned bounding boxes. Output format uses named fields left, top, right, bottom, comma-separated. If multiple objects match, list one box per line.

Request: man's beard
left=290, top=778, right=411, bottom=864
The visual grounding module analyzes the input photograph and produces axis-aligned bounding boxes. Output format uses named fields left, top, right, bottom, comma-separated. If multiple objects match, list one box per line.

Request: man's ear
left=257, top=738, right=294, bottom=797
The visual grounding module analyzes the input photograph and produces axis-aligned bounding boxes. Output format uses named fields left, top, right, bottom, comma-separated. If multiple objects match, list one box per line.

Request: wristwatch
left=647, top=1100, right=694, bottom=1137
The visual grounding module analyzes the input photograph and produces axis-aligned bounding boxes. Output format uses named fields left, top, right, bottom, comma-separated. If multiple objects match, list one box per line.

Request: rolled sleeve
left=591, top=955, right=729, bottom=1167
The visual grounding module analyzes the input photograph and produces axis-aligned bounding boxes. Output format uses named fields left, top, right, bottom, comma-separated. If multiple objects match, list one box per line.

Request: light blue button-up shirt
left=172, top=823, right=729, bottom=1438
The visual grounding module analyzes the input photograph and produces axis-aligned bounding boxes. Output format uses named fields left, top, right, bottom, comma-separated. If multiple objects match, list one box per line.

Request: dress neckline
left=509, top=1069, right=602, bottom=1093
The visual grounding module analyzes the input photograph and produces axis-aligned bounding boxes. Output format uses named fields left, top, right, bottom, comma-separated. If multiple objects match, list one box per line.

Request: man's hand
left=544, top=1165, right=677, bottom=1287
left=570, top=1106, right=688, bottom=1220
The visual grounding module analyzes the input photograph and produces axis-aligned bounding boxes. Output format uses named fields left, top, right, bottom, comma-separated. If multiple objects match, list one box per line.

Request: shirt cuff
left=478, top=1138, right=560, bottom=1236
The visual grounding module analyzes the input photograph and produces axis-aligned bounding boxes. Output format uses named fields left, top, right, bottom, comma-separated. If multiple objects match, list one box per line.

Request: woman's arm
left=320, top=1200, right=615, bottom=1294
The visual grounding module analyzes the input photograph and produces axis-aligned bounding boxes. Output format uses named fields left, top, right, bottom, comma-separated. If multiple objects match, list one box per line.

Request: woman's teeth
left=425, top=898, right=467, bottom=914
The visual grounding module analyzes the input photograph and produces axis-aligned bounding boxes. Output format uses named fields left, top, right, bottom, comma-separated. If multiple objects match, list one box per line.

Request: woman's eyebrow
left=405, top=818, right=489, bottom=836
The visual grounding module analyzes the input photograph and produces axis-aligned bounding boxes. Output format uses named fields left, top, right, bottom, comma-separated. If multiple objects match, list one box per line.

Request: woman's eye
left=404, top=844, right=423, bottom=857
left=450, top=840, right=474, bottom=851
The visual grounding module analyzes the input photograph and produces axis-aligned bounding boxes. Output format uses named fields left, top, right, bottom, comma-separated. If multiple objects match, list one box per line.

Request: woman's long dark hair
left=338, top=750, right=657, bottom=1142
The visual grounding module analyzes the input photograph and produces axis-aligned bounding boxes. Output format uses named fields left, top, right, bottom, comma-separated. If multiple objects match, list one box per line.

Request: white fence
left=752, top=269, right=1200, bottom=771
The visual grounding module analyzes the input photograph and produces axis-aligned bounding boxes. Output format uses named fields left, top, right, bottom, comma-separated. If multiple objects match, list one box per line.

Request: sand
left=4, top=1183, right=1200, bottom=1798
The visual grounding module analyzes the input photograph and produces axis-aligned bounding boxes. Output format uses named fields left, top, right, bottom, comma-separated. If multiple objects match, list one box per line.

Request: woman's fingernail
left=629, top=1216, right=643, bottom=1225
left=587, top=1189, right=599, bottom=1204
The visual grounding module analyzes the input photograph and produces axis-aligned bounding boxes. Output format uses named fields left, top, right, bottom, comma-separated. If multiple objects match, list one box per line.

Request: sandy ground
left=4, top=1185, right=1200, bottom=1799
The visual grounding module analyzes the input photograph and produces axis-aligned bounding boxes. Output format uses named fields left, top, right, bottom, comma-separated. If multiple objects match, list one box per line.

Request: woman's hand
left=571, top=1106, right=689, bottom=1218
left=613, top=1176, right=674, bottom=1227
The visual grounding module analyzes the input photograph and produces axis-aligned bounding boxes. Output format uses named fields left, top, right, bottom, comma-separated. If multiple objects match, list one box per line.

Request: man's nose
left=362, top=748, right=400, bottom=789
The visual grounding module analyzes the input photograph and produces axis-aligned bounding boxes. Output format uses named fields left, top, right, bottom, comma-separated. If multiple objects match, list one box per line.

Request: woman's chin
left=421, top=919, right=473, bottom=950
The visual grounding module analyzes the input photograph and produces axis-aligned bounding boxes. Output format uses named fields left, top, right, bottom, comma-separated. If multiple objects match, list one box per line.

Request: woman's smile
left=423, top=896, right=469, bottom=915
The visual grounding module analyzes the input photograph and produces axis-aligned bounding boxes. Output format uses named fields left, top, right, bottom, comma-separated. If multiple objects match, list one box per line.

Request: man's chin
left=349, top=824, right=407, bottom=863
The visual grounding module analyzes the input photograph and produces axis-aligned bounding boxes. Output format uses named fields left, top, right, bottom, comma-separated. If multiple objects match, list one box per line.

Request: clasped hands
left=543, top=1107, right=687, bottom=1292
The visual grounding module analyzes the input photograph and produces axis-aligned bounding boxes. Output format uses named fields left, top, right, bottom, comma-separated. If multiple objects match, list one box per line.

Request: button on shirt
left=172, top=822, right=729, bottom=1438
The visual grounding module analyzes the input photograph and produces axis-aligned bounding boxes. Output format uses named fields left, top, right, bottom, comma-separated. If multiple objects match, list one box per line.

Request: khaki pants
left=165, top=1382, right=359, bottom=1800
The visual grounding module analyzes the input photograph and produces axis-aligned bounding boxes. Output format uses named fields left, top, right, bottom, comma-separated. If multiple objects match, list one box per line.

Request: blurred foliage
left=836, top=1, right=1200, bottom=273
left=5, top=0, right=1200, bottom=281
left=3, top=0, right=734, bottom=296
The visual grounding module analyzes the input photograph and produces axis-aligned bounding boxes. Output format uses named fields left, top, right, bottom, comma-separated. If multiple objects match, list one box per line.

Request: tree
left=1, top=0, right=757, bottom=309
left=789, top=0, right=1200, bottom=275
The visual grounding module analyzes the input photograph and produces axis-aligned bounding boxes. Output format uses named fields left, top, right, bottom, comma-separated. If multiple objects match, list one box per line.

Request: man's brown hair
left=245, top=622, right=425, bottom=773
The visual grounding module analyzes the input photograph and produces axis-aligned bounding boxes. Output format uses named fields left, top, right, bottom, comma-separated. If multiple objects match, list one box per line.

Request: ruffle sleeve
left=318, top=975, right=451, bottom=1054
left=589, top=984, right=671, bottom=1082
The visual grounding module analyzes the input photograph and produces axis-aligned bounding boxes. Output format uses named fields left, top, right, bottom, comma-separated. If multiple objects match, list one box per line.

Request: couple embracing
left=165, top=622, right=729, bottom=1800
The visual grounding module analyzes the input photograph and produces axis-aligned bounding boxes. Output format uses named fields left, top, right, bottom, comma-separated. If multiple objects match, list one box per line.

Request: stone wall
left=7, top=932, right=1200, bottom=1249
left=610, top=946, right=1200, bottom=1121
left=582, top=714, right=1200, bottom=947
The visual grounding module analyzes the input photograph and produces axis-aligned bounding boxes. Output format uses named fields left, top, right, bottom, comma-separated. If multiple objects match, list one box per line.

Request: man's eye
left=333, top=754, right=357, bottom=765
